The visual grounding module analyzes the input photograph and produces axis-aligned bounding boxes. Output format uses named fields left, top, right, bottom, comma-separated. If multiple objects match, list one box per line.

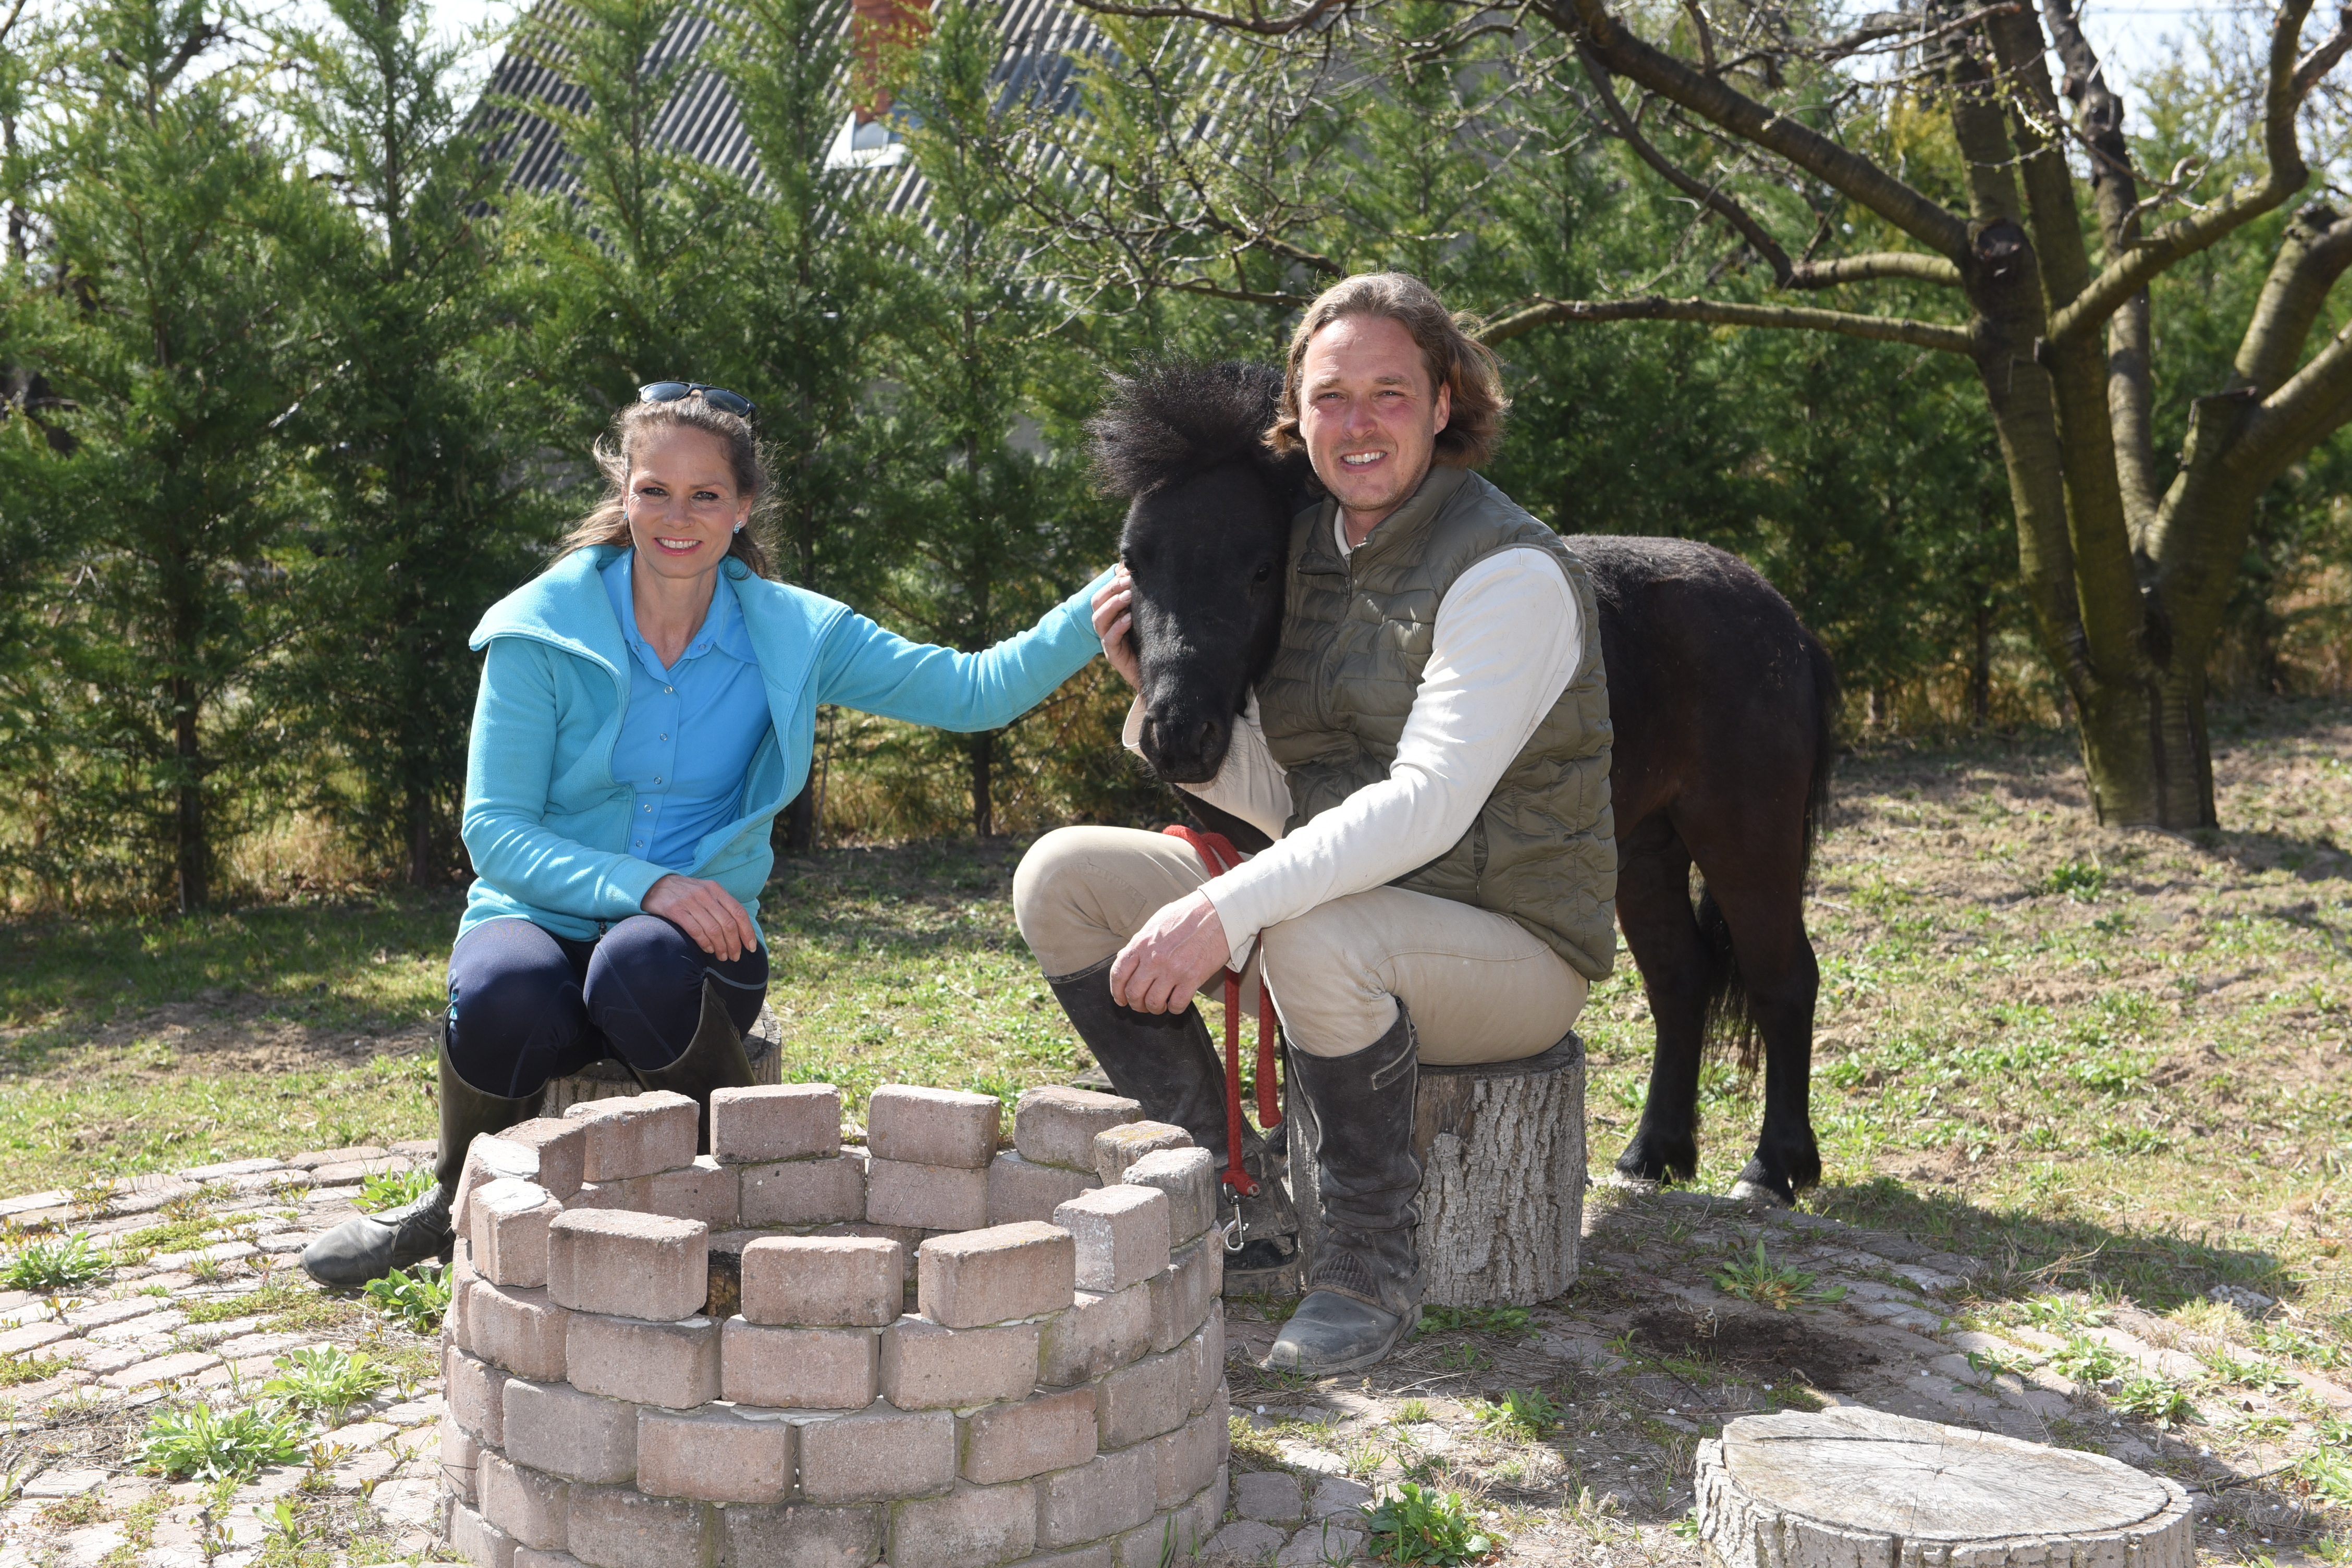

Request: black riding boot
left=301, top=1040, right=542, bottom=1289
left=1265, top=1008, right=1423, bottom=1376
left=629, top=978, right=759, bottom=1154
left=1047, top=958, right=1298, bottom=1278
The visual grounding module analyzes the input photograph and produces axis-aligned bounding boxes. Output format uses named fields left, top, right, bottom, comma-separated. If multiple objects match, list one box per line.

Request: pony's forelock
left=1087, top=360, right=1287, bottom=500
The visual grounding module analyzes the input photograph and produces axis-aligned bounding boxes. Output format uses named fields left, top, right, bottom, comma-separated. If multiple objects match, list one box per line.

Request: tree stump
left=1288, top=1032, right=1583, bottom=1308
left=1696, top=1406, right=2195, bottom=1568
left=538, top=1002, right=785, bottom=1117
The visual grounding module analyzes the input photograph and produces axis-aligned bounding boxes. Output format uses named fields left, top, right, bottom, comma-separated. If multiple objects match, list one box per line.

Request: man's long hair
left=1266, top=272, right=1509, bottom=469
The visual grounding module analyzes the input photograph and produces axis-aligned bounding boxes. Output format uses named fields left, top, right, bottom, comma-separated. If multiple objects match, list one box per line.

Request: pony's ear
left=1270, top=444, right=1321, bottom=508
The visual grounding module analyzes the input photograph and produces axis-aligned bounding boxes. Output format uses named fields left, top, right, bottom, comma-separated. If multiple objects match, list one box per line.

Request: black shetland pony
left=1090, top=361, right=1838, bottom=1204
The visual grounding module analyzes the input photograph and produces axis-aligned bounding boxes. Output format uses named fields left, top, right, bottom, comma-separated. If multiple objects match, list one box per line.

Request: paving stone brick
left=720, top=1321, right=879, bottom=1410
left=1052, top=1186, right=1169, bottom=1294
left=1145, top=1236, right=1219, bottom=1353
left=864, top=1158, right=988, bottom=1232
left=1037, top=1282, right=1152, bottom=1388
left=1012, top=1087, right=1141, bottom=1171
left=984, top=1153, right=1098, bottom=1227
left=867, top=1085, right=1001, bottom=1170
left=467, top=1281, right=571, bottom=1382
left=712, top=1083, right=841, bottom=1165
left=1118, top=1148, right=1217, bottom=1245
left=888, top=1479, right=1036, bottom=1568
left=720, top=1501, right=884, bottom=1568
left=1231, top=1468, right=1303, bottom=1523
left=513, top=1550, right=589, bottom=1568
left=501, top=1379, right=636, bottom=1485
left=477, top=1118, right=591, bottom=1203
left=960, top=1387, right=1095, bottom=1484
left=446, top=1347, right=507, bottom=1447
left=1034, top=1443, right=1156, bottom=1550
left=566, top=1092, right=699, bottom=1183
left=474, top=1179, right=564, bottom=1289
left=798, top=1405, right=956, bottom=1504
left=449, top=1499, right=519, bottom=1568
left=480, top=1452, right=570, bottom=1551
left=0, top=1320, right=71, bottom=1356
left=546, top=1209, right=708, bottom=1322
left=636, top=1406, right=790, bottom=1504
left=566, top=1312, right=720, bottom=1409
left=740, top=1235, right=904, bottom=1327
left=442, top=1416, right=484, bottom=1505
left=739, top=1153, right=866, bottom=1227
left=638, top=1158, right=739, bottom=1232
left=879, top=1317, right=1041, bottom=1410
left=1094, top=1342, right=1190, bottom=1449
left=100, top=1349, right=219, bottom=1389
left=1142, top=1394, right=1226, bottom=1510
left=1089, top=1122, right=1189, bottom=1185
left=916, top=1222, right=1074, bottom=1329
left=1018, top=1546, right=1114, bottom=1568
left=1185, top=1305, right=1224, bottom=1415
left=564, top=1480, right=714, bottom=1568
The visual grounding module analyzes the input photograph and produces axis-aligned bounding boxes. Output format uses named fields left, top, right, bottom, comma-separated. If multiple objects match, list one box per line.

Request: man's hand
left=644, top=873, right=758, bottom=961
left=1110, top=890, right=1231, bottom=1013
left=1092, top=567, right=1141, bottom=690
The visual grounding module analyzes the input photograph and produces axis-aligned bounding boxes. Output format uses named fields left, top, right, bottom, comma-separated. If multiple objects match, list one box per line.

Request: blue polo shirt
left=599, top=552, right=774, bottom=873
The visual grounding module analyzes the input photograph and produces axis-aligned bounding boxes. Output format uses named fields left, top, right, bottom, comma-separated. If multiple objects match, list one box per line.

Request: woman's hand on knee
left=1110, top=890, right=1230, bottom=1013
left=643, top=874, right=758, bottom=961
left=1092, top=567, right=1141, bottom=690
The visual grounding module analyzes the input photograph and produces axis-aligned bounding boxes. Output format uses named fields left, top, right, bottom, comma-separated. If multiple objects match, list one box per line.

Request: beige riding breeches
left=1011, top=825, right=1588, bottom=1062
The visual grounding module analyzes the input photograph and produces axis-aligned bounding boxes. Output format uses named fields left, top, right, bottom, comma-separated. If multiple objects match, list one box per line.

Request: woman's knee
left=585, top=915, right=766, bottom=1065
left=446, top=921, right=584, bottom=1081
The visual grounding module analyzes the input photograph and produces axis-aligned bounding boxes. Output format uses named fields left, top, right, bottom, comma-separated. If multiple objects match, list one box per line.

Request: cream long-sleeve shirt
left=1123, top=520, right=1587, bottom=969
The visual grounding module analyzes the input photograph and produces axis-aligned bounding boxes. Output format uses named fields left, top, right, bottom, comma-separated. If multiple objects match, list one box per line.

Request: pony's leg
left=1683, top=846, right=1823, bottom=1203
left=1611, top=817, right=1708, bottom=1186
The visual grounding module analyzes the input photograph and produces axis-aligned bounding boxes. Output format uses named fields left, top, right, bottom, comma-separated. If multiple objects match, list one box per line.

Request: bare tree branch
left=1542, top=0, right=1973, bottom=258
left=1068, top=0, right=1347, bottom=37
left=2236, top=202, right=2352, bottom=395
left=1481, top=292, right=1975, bottom=352
left=2048, top=0, right=2333, bottom=344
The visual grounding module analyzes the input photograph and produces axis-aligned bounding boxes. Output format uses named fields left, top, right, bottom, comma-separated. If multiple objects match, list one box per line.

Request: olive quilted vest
left=1255, top=464, right=1617, bottom=979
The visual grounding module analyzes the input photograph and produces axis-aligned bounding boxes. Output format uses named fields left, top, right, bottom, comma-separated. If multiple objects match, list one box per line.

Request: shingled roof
left=475, top=0, right=1106, bottom=218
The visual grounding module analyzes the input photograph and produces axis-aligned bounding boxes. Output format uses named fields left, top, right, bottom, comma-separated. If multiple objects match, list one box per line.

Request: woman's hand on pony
left=643, top=874, right=759, bottom=961
left=1092, top=568, right=1141, bottom=691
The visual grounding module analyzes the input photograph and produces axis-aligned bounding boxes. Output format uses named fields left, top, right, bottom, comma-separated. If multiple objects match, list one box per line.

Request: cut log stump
left=539, top=1002, right=785, bottom=1118
left=1696, top=1405, right=2194, bottom=1568
left=1288, top=1032, right=1583, bottom=1308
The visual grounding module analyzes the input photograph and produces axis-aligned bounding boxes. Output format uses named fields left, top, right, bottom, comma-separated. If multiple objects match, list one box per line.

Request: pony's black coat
left=1093, top=361, right=1836, bottom=1202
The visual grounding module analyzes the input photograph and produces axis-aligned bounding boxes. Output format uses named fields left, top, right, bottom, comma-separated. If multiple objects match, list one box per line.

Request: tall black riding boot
left=1265, top=1008, right=1423, bottom=1375
left=629, top=977, right=758, bottom=1154
left=1048, top=958, right=1298, bottom=1278
left=301, top=1039, right=543, bottom=1289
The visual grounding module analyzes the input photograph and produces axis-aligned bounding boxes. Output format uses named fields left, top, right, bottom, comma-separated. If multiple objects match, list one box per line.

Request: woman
left=305, top=383, right=1111, bottom=1287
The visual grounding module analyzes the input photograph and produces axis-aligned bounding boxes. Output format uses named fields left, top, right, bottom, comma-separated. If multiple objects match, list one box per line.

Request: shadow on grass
left=1809, top=1175, right=2298, bottom=1312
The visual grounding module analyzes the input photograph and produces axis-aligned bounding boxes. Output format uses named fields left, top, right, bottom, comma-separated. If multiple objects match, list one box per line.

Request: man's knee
left=1260, top=908, right=1395, bottom=1058
left=1010, top=826, right=1097, bottom=947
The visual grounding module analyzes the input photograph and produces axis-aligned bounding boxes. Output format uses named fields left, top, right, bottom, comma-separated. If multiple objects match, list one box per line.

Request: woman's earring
left=733, top=523, right=743, bottom=534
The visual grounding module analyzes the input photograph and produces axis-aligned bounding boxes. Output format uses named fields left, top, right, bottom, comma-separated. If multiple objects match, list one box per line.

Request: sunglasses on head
left=639, top=381, right=758, bottom=420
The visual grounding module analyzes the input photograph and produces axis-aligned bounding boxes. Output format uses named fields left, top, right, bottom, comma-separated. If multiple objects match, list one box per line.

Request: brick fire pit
left=438, top=1081, right=1230, bottom=1568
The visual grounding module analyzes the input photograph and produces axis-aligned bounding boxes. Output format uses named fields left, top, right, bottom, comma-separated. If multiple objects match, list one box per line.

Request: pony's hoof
left=1728, top=1177, right=1793, bottom=1207
left=1599, top=1170, right=1662, bottom=1196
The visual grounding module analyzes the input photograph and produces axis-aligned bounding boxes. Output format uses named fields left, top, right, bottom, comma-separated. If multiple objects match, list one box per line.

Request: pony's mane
left=1088, top=360, right=1285, bottom=500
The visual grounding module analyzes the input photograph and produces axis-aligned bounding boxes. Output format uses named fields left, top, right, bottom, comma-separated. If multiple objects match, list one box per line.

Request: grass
left=1, top=1230, right=107, bottom=1291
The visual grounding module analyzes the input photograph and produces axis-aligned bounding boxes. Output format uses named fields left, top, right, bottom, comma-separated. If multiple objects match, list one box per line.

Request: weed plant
left=2051, top=1334, right=2127, bottom=1381
left=0, top=1352, right=70, bottom=1388
left=362, top=1264, right=448, bottom=1333
left=263, top=1347, right=393, bottom=1424
left=1415, top=1305, right=1533, bottom=1339
left=1712, top=1242, right=1845, bottom=1309
left=2, top=1231, right=106, bottom=1292
left=136, top=1402, right=310, bottom=1481
left=357, top=1168, right=432, bottom=1214
left=1474, top=1389, right=1563, bottom=1440
left=1362, top=1481, right=1498, bottom=1564
left=2110, top=1373, right=2195, bottom=1424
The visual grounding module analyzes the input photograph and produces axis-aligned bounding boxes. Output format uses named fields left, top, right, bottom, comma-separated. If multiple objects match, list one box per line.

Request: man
left=1014, top=272, right=1615, bottom=1374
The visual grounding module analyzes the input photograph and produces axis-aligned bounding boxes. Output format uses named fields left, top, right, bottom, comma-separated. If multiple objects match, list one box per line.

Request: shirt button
left=654, top=777, right=664, bottom=785
left=665, top=685, right=675, bottom=695
left=659, top=733, right=668, bottom=741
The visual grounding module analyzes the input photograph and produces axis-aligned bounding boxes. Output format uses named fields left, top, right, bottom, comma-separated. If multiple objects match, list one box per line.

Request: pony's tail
left=1696, top=883, right=1756, bottom=1073
left=1701, top=629, right=1837, bottom=1075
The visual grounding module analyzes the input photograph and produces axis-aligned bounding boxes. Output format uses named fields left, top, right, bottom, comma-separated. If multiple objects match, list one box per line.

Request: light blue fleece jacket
left=460, top=545, right=1110, bottom=942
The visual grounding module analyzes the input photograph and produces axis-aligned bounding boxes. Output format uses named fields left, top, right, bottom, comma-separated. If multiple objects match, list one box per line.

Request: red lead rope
left=1160, top=824, right=1282, bottom=1197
